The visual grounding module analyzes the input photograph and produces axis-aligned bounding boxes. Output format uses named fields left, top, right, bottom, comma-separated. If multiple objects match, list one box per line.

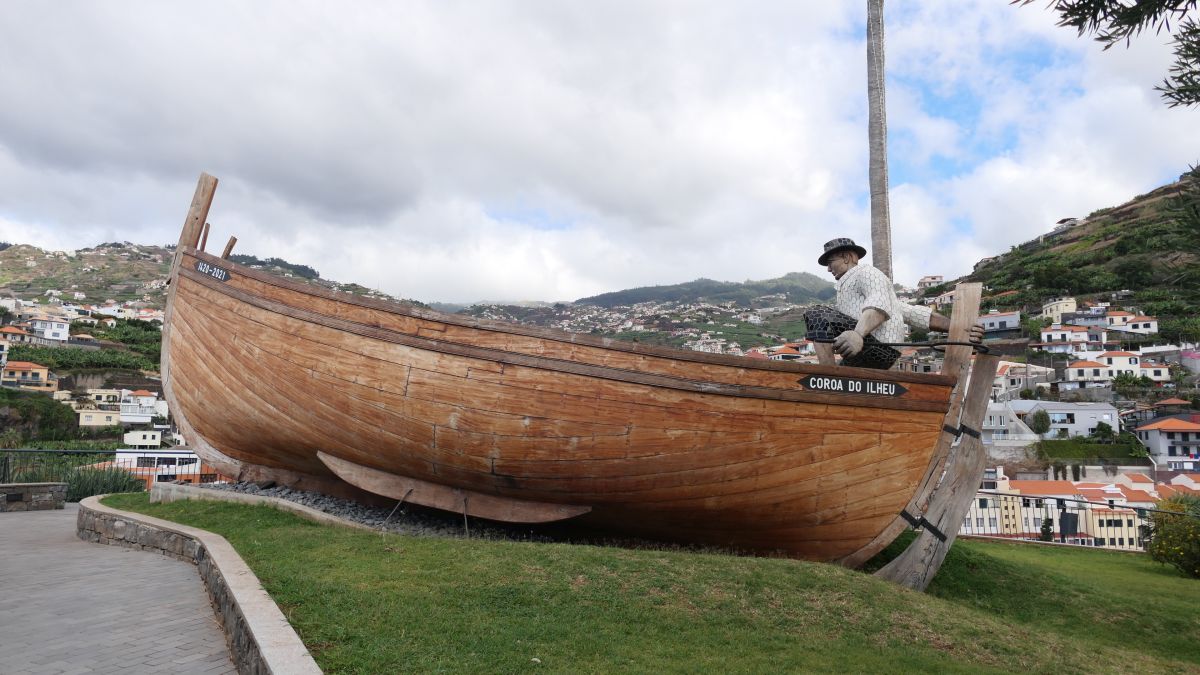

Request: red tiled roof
left=3, top=361, right=48, bottom=371
left=129, top=389, right=155, bottom=397
left=1125, top=474, right=1153, bottom=483
left=1099, top=351, right=1137, bottom=357
left=0, top=326, right=29, bottom=335
left=1117, top=486, right=1156, bottom=502
left=1154, top=398, right=1191, bottom=406
left=1107, top=310, right=1133, bottom=316
left=1136, top=418, right=1200, bottom=432
left=1008, top=481, right=1081, bottom=496
left=1129, top=316, right=1156, bottom=322
left=1069, top=361, right=1106, bottom=368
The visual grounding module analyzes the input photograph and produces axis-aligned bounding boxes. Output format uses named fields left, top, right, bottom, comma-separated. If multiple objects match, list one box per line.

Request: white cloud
left=0, top=1, right=1195, bottom=301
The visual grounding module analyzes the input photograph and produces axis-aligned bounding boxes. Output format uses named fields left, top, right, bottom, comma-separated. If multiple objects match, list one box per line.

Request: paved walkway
left=0, top=504, right=236, bottom=675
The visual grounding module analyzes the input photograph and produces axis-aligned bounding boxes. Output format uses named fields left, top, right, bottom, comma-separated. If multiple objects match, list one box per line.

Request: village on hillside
left=3, top=242, right=1198, bottom=554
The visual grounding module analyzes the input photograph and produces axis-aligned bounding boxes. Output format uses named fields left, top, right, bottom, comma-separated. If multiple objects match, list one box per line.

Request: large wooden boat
left=163, top=174, right=994, bottom=566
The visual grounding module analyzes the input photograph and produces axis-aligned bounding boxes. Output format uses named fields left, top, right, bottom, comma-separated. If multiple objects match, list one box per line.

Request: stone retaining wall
left=77, top=496, right=321, bottom=675
left=1, top=482, right=66, bottom=512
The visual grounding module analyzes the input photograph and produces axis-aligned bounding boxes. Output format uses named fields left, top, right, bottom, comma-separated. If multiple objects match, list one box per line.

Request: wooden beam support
left=873, top=351, right=1000, bottom=590
left=198, top=222, right=211, bottom=252
left=317, top=451, right=592, bottom=524
left=838, top=282, right=983, bottom=568
left=221, top=236, right=238, bottom=259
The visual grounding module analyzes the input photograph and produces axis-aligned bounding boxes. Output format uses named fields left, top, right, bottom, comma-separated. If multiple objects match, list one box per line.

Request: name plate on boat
left=799, top=375, right=908, bottom=397
left=194, top=260, right=231, bottom=283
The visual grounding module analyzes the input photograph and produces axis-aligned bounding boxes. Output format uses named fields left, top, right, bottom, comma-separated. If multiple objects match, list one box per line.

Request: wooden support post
left=874, top=351, right=1000, bottom=590
left=198, top=222, right=211, bottom=252
left=177, top=174, right=218, bottom=251
left=221, top=236, right=238, bottom=259
left=838, top=282, right=983, bottom=568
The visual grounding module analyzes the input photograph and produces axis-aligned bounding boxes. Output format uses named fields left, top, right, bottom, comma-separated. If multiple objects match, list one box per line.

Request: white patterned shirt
left=834, top=263, right=932, bottom=344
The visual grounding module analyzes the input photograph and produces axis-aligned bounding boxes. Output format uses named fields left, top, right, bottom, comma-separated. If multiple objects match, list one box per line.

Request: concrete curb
left=78, top=496, right=323, bottom=675
left=150, top=482, right=376, bottom=531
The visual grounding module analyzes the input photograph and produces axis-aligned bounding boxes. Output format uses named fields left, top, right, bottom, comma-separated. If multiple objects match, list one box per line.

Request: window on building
left=988, top=517, right=998, bottom=528
left=177, top=458, right=197, bottom=466
left=975, top=517, right=984, bottom=528
left=156, top=475, right=176, bottom=482
left=136, top=457, right=156, bottom=468
left=1096, top=538, right=1106, bottom=546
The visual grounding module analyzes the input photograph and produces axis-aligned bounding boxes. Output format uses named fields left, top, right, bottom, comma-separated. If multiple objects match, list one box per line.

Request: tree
left=1017, top=1, right=1200, bottom=108
left=1040, top=511, right=1054, bottom=541
left=867, top=0, right=893, bottom=279
left=1091, top=421, right=1116, bottom=443
left=1029, top=409, right=1052, bottom=436
left=1113, top=371, right=1147, bottom=398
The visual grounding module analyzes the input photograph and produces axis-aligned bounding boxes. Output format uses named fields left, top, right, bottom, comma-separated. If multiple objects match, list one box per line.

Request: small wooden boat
left=163, top=174, right=995, bottom=569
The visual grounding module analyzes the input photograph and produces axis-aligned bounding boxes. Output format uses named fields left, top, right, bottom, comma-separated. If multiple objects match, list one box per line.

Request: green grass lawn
left=102, top=494, right=1199, bottom=674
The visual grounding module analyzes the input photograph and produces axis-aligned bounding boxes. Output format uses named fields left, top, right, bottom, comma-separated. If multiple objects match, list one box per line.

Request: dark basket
left=803, top=305, right=900, bottom=370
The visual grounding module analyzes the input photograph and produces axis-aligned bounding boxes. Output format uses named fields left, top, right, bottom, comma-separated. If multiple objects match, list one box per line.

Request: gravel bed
left=199, top=481, right=740, bottom=555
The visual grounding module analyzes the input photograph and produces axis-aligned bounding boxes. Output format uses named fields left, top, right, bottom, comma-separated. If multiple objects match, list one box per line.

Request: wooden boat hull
left=163, top=240, right=956, bottom=561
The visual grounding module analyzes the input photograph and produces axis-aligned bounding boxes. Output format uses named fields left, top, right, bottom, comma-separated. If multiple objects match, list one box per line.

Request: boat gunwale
left=176, top=266, right=953, bottom=413
left=182, top=246, right=958, bottom=388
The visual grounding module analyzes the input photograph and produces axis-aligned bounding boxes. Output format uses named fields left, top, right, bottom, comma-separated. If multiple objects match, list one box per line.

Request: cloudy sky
left=0, top=2, right=1195, bottom=303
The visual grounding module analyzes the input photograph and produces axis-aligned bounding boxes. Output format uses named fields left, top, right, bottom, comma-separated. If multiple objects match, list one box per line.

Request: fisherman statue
left=806, top=238, right=984, bottom=369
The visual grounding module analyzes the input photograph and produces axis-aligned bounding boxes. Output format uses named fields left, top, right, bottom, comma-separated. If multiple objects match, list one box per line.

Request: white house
left=1134, top=417, right=1200, bottom=472
left=980, top=310, right=1021, bottom=334
left=28, top=316, right=69, bottom=342
left=1122, top=316, right=1159, bottom=335
left=1041, top=324, right=1090, bottom=345
left=1096, top=351, right=1140, bottom=376
left=917, top=275, right=944, bottom=290
left=1008, top=400, right=1121, bottom=438
left=1041, top=297, right=1077, bottom=324
left=1063, top=360, right=1113, bottom=389
left=123, top=429, right=162, bottom=449
left=991, top=361, right=1055, bottom=402
left=1140, top=362, right=1172, bottom=384
left=120, top=389, right=160, bottom=425
left=1106, top=310, right=1134, bottom=327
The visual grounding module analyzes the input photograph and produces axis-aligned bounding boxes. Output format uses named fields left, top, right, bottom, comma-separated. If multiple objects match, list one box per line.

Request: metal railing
left=0, top=449, right=229, bottom=502
left=958, top=490, right=1197, bottom=552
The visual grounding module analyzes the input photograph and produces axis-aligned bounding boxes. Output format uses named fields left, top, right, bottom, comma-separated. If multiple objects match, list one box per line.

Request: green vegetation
left=968, top=167, right=1200, bottom=342
left=229, top=253, right=320, bottom=280
left=1035, top=434, right=1146, bottom=462
left=0, top=388, right=125, bottom=448
left=0, top=387, right=81, bottom=442
left=88, top=318, right=162, bottom=363
left=576, top=272, right=833, bottom=308
left=2, top=453, right=144, bottom=501
left=1028, top=409, right=1051, bottom=435
left=9, top=344, right=157, bottom=372
left=102, top=494, right=1200, bottom=673
left=1148, top=494, right=1200, bottom=578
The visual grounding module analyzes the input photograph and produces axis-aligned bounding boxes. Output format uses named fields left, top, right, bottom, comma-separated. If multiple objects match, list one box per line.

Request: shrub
left=62, top=466, right=146, bottom=502
left=1148, top=495, right=1200, bottom=579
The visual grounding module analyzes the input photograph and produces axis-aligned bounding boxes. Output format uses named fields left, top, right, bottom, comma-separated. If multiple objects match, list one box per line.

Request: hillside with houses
left=2, top=171, right=1199, bottom=521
